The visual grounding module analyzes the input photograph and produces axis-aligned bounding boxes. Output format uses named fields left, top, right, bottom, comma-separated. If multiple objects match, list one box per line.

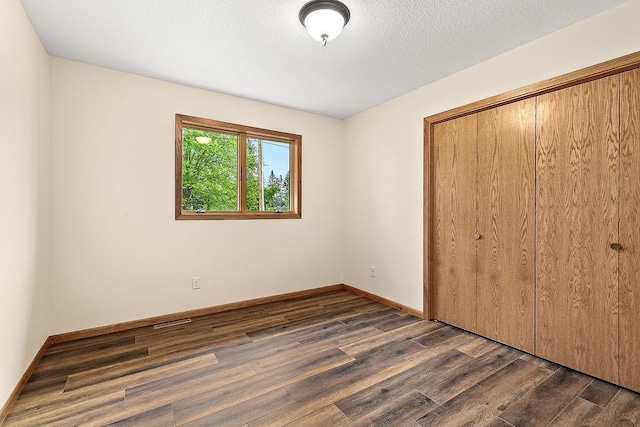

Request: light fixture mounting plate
left=298, top=0, right=351, bottom=27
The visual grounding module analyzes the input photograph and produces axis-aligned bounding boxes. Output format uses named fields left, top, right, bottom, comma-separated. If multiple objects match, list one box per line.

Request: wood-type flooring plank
left=456, top=336, right=502, bottom=358
left=170, top=348, right=354, bottom=425
left=62, top=351, right=218, bottom=392
left=4, top=391, right=125, bottom=426
left=422, top=345, right=523, bottom=404
left=5, top=291, right=640, bottom=427
left=580, top=379, right=620, bottom=407
left=347, top=390, right=437, bottom=427
left=499, top=368, right=593, bottom=427
left=284, top=404, right=350, bottom=426
left=338, top=320, right=444, bottom=358
left=249, top=333, right=479, bottom=426
left=250, top=326, right=381, bottom=374
left=181, top=388, right=296, bottom=427
left=7, top=354, right=216, bottom=422
left=485, top=418, right=514, bottom=427
left=594, top=389, right=640, bottom=426
left=335, top=349, right=471, bottom=420
left=106, top=404, right=176, bottom=427
left=548, top=397, right=603, bottom=427
left=416, top=358, right=554, bottom=426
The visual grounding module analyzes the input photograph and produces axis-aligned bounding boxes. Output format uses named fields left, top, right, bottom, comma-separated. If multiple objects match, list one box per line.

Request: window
left=175, top=114, right=301, bottom=219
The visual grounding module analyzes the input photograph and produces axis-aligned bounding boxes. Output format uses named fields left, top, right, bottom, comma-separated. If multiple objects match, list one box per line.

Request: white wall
left=0, top=0, right=51, bottom=409
left=342, top=0, right=640, bottom=312
left=49, top=59, right=344, bottom=334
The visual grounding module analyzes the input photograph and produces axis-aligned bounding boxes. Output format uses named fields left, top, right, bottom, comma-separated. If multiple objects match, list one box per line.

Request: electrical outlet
left=370, top=266, right=376, bottom=278
left=192, top=277, right=201, bottom=290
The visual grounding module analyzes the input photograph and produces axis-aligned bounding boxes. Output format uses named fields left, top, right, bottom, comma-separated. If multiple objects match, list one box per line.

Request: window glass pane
left=182, top=127, right=238, bottom=211
left=246, top=137, right=291, bottom=212
left=263, top=140, right=291, bottom=212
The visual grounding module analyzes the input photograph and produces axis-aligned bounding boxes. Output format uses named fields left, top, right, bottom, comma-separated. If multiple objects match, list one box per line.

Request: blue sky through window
left=262, top=140, right=289, bottom=183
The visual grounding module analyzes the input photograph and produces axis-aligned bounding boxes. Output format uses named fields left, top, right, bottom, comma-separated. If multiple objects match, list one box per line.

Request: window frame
left=175, top=114, right=302, bottom=220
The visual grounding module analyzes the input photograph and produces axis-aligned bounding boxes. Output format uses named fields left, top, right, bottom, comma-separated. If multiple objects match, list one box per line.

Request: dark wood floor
left=4, top=291, right=640, bottom=426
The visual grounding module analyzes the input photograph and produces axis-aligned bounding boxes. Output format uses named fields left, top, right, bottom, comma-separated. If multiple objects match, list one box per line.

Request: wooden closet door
left=476, top=99, right=535, bottom=353
left=536, top=75, right=619, bottom=383
left=432, top=114, right=477, bottom=331
left=620, top=68, right=640, bottom=391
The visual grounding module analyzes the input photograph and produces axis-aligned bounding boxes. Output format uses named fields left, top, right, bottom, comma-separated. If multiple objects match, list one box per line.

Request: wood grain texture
left=335, top=349, right=471, bottom=421
left=416, top=358, right=553, bottom=427
left=425, top=52, right=640, bottom=324
left=580, top=379, right=620, bottom=408
left=180, top=388, right=297, bottom=427
left=595, top=389, right=640, bottom=426
left=432, top=114, right=478, bottom=331
left=619, top=68, right=640, bottom=392
left=535, top=75, right=620, bottom=383
left=424, top=119, right=435, bottom=320
left=456, top=335, right=501, bottom=358
left=283, top=404, right=351, bottom=426
left=5, top=291, right=640, bottom=426
left=476, top=99, right=535, bottom=353
left=348, top=390, right=436, bottom=427
left=421, top=345, right=523, bottom=404
left=500, top=368, right=593, bottom=427
left=424, top=53, right=640, bottom=394
left=547, top=397, right=603, bottom=427
left=109, top=404, right=177, bottom=427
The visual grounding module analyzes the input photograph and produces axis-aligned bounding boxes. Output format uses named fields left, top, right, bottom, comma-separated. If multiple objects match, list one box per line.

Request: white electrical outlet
left=192, top=277, right=201, bottom=290
left=370, top=266, right=376, bottom=278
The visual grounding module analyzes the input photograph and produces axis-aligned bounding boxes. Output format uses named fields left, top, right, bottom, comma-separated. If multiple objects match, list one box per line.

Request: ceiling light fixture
left=299, top=0, right=350, bottom=47
left=195, top=136, right=212, bottom=144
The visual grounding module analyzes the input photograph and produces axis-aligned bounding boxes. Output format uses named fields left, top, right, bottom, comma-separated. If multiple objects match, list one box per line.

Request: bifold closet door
left=620, top=68, right=640, bottom=391
left=432, top=114, right=477, bottom=331
left=536, top=75, right=619, bottom=383
left=476, top=99, right=535, bottom=353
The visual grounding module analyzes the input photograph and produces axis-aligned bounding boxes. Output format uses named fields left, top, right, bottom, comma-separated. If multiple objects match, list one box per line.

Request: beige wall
left=0, top=0, right=51, bottom=408
left=49, top=59, right=344, bottom=334
left=342, top=0, right=640, bottom=312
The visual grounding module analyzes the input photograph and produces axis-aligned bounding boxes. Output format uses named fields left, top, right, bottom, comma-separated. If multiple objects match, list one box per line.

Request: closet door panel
left=535, top=76, right=619, bottom=383
left=476, top=99, right=535, bottom=353
left=620, top=68, right=640, bottom=391
left=433, top=115, right=477, bottom=331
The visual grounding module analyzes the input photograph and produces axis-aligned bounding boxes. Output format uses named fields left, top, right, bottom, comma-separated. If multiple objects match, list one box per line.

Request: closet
left=535, top=75, right=619, bottom=383
left=431, top=101, right=535, bottom=353
left=620, top=68, right=640, bottom=391
left=432, top=114, right=478, bottom=332
left=424, top=52, right=640, bottom=391
left=476, top=100, right=535, bottom=353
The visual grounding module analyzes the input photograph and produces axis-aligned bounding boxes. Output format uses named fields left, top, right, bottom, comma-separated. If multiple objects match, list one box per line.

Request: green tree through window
left=182, top=128, right=239, bottom=211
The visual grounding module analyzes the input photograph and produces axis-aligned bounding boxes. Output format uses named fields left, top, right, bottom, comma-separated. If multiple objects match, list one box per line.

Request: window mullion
left=239, top=132, right=247, bottom=212
left=258, top=138, right=264, bottom=211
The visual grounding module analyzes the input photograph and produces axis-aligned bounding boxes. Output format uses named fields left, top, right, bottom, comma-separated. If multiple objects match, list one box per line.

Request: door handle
left=474, top=233, right=482, bottom=240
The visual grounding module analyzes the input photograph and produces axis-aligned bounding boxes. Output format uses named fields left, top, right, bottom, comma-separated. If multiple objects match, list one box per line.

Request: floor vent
left=153, top=318, right=192, bottom=329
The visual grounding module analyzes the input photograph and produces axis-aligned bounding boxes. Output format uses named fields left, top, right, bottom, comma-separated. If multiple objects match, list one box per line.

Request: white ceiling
left=20, top=0, right=628, bottom=119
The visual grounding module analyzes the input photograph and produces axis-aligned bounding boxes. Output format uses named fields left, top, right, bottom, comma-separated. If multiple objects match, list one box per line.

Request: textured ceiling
left=20, top=0, right=628, bottom=119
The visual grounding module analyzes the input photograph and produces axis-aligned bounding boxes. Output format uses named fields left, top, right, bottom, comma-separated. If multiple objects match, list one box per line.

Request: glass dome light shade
left=299, top=0, right=350, bottom=45
left=303, top=9, right=345, bottom=42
